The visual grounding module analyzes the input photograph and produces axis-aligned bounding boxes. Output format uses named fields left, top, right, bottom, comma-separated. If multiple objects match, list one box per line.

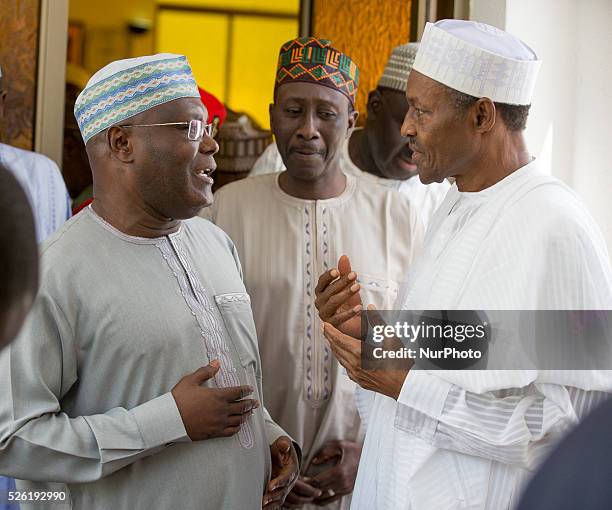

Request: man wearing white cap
left=249, top=42, right=448, bottom=227
left=314, top=20, right=612, bottom=509
left=0, top=54, right=298, bottom=509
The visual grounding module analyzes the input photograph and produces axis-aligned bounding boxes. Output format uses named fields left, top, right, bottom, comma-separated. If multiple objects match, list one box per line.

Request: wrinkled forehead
left=405, top=70, right=448, bottom=103
left=275, top=81, right=351, bottom=109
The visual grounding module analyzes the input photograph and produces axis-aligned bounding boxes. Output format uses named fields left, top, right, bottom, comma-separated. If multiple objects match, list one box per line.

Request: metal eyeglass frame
left=118, top=119, right=213, bottom=141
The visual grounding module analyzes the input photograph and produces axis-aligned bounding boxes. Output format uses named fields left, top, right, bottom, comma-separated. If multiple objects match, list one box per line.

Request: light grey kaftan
left=0, top=206, right=288, bottom=510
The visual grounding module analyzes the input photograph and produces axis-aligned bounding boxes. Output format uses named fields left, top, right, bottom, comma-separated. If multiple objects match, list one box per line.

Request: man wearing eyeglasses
left=0, top=54, right=298, bottom=510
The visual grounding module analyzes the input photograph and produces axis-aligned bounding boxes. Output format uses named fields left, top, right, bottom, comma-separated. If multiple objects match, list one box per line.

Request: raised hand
left=315, top=255, right=363, bottom=338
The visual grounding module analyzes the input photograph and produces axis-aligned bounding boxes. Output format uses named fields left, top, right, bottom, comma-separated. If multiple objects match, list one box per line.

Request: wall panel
left=0, top=0, right=41, bottom=150
left=312, top=0, right=412, bottom=120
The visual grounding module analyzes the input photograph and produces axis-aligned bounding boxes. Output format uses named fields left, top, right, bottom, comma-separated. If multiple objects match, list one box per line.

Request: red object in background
left=72, top=197, right=93, bottom=215
left=198, top=87, right=227, bottom=132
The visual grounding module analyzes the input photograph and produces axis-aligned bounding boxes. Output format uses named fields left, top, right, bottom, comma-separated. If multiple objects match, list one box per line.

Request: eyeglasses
left=118, top=119, right=213, bottom=141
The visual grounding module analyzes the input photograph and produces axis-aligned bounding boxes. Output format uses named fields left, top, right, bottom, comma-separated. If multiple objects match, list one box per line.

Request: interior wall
left=0, top=0, right=41, bottom=150
left=471, top=0, right=612, bottom=257
left=68, top=0, right=155, bottom=74
left=571, top=0, right=612, bottom=256
left=312, top=0, right=412, bottom=121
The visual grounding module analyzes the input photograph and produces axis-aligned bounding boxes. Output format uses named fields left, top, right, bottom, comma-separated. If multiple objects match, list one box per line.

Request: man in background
left=206, top=37, right=423, bottom=509
left=250, top=42, right=448, bottom=227
left=0, top=63, right=70, bottom=241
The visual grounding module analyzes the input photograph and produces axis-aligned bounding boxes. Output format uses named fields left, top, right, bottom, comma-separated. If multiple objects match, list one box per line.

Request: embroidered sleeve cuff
left=131, top=392, right=190, bottom=448
left=394, top=370, right=453, bottom=441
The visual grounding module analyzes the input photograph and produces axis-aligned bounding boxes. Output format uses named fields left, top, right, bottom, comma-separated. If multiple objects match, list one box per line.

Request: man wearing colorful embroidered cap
left=0, top=53, right=299, bottom=510
left=250, top=42, right=449, bottom=228
left=205, top=38, right=423, bottom=509
left=314, top=21, right=612, bottom=509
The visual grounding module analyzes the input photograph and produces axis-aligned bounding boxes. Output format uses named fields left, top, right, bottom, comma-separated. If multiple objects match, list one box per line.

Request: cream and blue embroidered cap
left=74, top=53, right=200, bottom=144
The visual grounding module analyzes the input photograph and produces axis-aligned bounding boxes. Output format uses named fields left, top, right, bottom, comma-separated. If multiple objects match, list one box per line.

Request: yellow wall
left=69, top=0, right=299, bottom=126
left=228, top=16, right=297, bottom=127
left=69, top=0, right=156, bottom=72
left=159, top=0, right=298, bottom=13
left=156, top=11, right=230, bottom=98
left=156, top=1, right=299, bottom=128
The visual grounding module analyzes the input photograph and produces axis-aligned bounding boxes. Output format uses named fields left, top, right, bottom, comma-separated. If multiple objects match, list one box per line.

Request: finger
left=325, top=334, right=355, bottom=368
left=309, top=465, right=342, bottom=489
left=221, top=425, right=241, bottom=437
left=318, top=283, right=362, bottom=319
left=318, top=272, right=357, bottom=305
left=290, top=479, right=322, bottom=498
left=327, top=306, right=362, bottom=327
left=190, top=360, right=220, bottom=384
left=315, top=268, right=340, bottom=296
left=323, top=324, right=361, bottom=373
left=272, top=436, right=292, bottom=464
left=323, top=322, right=359, bottom=353
left=217, top=384, right=254, bottom=401
left=225, top=411, right=255, bottom=428
left=267, top=465, right=293, bottom=493
left=226, top=398, right=259, bottom=415
left=337, top=254, right=353, bottom=276
left=262, top=485, right=290, bottom=508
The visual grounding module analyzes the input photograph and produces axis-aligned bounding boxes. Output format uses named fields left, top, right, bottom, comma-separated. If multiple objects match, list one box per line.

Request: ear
left=347, top=108, right=359, bottom=134
left=0, top=90, right=6, bottom=122
left=107, top=126, right=135, bottom=163
left=367, top=89, right=383, bottom=118
left=473, top=98, right=496, bottom=133
left=268, top=103, right=275, bottom=134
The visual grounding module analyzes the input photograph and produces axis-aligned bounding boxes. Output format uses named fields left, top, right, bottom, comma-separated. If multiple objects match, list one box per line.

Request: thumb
left=275, top=436, right=291, bottom=454
left=191, top=359, right=220, bottom=384
left=338, top=255, right=352, bottom=276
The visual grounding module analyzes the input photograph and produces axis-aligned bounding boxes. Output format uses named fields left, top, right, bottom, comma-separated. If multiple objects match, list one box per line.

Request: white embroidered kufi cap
left=378, top=42, right=419, bottom=93
left=413, top=20, right=541, bottom=105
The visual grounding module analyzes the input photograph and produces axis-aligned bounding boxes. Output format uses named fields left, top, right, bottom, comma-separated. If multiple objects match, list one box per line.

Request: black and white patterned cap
left=378, top=43, right=420, bottom=93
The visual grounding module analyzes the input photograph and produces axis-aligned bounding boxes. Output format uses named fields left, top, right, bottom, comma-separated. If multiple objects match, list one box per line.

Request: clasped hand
left=314, top=255, right=411, bottom=400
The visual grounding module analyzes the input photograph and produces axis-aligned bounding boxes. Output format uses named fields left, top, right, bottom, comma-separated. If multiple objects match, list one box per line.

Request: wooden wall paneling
left=0, top=0, right=41, bottom=150
left=312, top=0, right=412, bottom=122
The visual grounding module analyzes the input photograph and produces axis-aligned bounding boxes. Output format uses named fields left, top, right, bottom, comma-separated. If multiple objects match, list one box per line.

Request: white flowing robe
left=352, top=160, right=612, bottom=510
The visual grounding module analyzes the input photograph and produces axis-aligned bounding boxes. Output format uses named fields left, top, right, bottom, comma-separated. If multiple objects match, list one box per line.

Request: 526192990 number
left=5, top=491, right=67, bottom=503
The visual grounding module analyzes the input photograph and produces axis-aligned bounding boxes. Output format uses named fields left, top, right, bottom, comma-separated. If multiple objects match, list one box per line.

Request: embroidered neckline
left=271, top=172, right=356, bottom=208
left=86, top=205, right=183, bottom=244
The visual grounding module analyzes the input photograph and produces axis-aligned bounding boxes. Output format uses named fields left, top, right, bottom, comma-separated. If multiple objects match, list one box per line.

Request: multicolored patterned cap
left=74, top=53, right=200, bottom=144
left=275, top=37, right=359, bottom=106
